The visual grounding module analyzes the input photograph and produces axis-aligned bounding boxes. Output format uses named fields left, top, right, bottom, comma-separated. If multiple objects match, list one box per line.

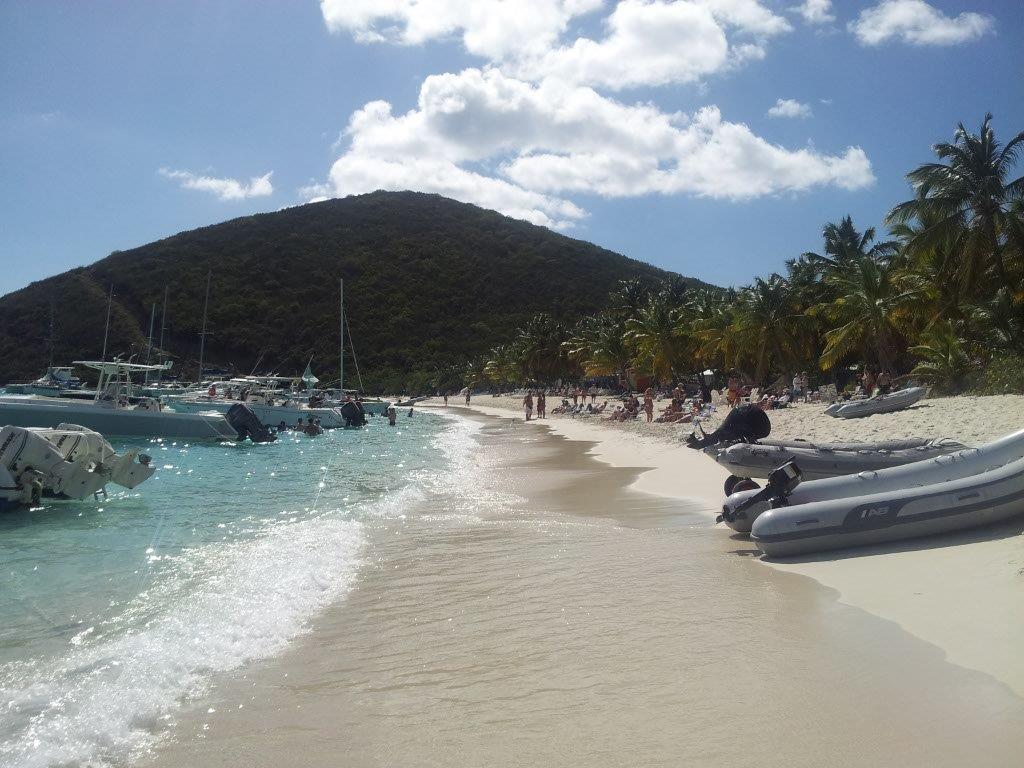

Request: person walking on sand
left=465, top=389, right=471, bottom=405
left=589, top=384, right=597, bottom=404
left=572, top=387, right=579, bottom=407
left=443, top=391, right=448, bottom=406
left=643, top=388, right=655, bottom=423
left=537, top=390, right=546, bottom=419
left=523, top=390, right=534, bottom=421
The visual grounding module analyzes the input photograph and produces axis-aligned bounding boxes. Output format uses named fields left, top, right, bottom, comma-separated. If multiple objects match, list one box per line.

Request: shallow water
left=148, top=413, right=1024, bottom=768
left=0, top=413, right=460, bottom=767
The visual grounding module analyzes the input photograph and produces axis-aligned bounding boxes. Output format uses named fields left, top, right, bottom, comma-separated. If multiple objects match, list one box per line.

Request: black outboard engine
left=226, top=404, right=277, bottom=443
left=340, top=401, right=366, bottom=428
left=717, top=461, right=802, bottom=524
left=686, top=404, right=770, bottom=449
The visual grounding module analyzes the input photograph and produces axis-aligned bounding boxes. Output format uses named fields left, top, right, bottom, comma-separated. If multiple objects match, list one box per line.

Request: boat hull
left=166, top=399, right=350, bottom=428
left=752, top=452, right=1024, bottom=557
left=832, top=387, right=927, bottom=418
left=0, top=397, right=238, bottom=440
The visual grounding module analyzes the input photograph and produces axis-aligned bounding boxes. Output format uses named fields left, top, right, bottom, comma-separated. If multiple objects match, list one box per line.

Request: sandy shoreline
left=145, top=407, right=1024, bottom=767
left=439, top=394, right=1024, bottom=697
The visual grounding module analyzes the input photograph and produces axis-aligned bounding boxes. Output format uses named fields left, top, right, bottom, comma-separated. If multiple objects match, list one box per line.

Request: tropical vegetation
left=471, top=115, right=1024, bottom=397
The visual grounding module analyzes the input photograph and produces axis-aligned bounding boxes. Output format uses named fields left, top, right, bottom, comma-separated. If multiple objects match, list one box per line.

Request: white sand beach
left=446, top=394, right=1024, bottom=698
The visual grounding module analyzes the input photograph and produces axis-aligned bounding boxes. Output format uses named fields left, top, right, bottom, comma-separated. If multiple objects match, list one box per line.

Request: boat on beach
left=827, top=386, right=927, bottom=418
left=712, top=436, right=966, bottom=487
left=717, top=427, right=1024, bottom=555
left=0, top=361, right=239, bottom=440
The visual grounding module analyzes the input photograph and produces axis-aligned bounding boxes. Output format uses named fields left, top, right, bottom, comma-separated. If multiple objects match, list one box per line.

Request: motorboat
left=0, top=361, right=239, bottom=440
left=0, top=423, right=155, bottom=509
left=4, top=366, right=87, bottom=397
left=165, top=376, right=352, bottom=429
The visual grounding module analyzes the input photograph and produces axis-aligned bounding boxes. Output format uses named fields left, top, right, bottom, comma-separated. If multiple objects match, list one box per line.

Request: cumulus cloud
left=322, top=0, right=793, bottom=89
left=850, top=0, right=994, bottom=46
left=767, top=98, right=812, bottom=119
left=790, top=0, right=833, bottom=24
left=308, top=69, right=873, bottom=228
left=159, top=169, right=274, bottom=200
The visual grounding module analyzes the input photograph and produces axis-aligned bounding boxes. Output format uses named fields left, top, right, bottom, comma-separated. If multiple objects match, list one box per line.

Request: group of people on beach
left=522, top=390, right=547, bottom=420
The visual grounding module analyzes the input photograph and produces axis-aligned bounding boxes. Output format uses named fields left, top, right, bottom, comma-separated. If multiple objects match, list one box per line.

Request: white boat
left=0, top=423, right=155, bottom=509
left=829, top=387, right=927, bottom=418
left=4, top=366, right=87, bottom=397
left=166, top=376, right=352, bottom=428
left=0, top=361, right=239, bottom=440
left=721, top=427, right=1024, bottom=535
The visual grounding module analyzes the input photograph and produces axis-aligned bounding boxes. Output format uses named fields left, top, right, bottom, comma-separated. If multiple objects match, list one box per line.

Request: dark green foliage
left=0, top=192, right=708, bottom=392
left=971, top=353, right=1024, bottom=395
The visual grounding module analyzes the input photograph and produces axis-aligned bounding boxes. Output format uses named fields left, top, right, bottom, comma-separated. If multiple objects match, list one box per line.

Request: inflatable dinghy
left=719, top=427, right=1024, bottom=533
left=829, top=387, right=927, bottom=419
left=713, top=437, right=965, bottom=485
left=751, top=452, right=1024, bottom=557
left=0, top=423, right=154, bottom=508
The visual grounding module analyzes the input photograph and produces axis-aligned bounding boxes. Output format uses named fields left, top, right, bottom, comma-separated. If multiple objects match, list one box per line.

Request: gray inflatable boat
left=751, top=451, right=1024, bottom=557
left=828, top=387, right=927, bottom=419
left=719, top=427, right=1024, bottom=534
left=713, top=437, right=965, bottom=484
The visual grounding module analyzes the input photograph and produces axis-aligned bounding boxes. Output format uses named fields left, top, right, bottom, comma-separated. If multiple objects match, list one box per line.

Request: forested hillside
left=0, top=191, right=708, bottom=392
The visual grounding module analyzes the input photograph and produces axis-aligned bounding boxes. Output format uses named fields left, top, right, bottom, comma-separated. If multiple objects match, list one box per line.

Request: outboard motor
left=226, top=404, right=277, bottom=443
left=340, top=401, right=366, bottom=428
left=687, top=404, right=771, bottom=449
left=717, top=461, right=802, bottom=528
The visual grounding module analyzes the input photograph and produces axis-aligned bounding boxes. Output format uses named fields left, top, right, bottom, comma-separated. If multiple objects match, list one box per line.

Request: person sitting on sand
left=877, top=369, right=893, bottom=395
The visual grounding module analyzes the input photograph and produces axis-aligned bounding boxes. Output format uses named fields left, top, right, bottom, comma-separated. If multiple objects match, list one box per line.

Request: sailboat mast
left=198, top=270, right=211, bottom=381
left=158, top=286, right=168, bottom=384
left=339, top=278, right=344, bottom=392
left=101, top=284, right=113, bottom=360
left=47, top=300, right=55, bottom=369
left=144, top=302, right=156, bottom=383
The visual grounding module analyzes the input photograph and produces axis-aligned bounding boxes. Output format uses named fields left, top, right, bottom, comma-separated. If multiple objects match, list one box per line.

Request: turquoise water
left=0, top=412, right=472, bottom=768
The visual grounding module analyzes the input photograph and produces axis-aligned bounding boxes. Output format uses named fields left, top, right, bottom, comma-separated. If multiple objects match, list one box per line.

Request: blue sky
left=2, top=0, right=1022, bottom=295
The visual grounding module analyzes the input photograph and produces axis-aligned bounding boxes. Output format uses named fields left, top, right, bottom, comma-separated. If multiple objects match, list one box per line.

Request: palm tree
left=887, top=113, right=1024, bottom=292
left=564, top=313, right=632, bottom=379
left=812, top=256, right=908, bottom=371
left=730, top=275, right=808, bottom=382
left=909, top=321, right=970, bottom=394
left=517, top=313, right=570, bottom=383
left=626, top=291, right=687, bottom=382
left=462, top=357, right=488, bottom=390
left=609, top=278, right=650, bottom=320
left=484, top=343, right=523, bottom=388
left=802, top=215, right=897, bottom=273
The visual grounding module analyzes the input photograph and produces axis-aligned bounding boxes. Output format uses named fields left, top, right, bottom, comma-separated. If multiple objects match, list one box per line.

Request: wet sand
left=146, top=413, right=1024, bottom=768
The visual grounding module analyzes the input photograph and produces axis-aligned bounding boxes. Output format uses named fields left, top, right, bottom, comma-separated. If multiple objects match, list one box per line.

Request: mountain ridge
left=0, top=191, right=714, bottom=392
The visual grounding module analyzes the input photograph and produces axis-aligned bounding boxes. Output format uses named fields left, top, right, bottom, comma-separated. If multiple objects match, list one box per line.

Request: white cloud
left=308, top=69, right=873, bottom=228
left=790, top=0, right=833, bottom=24
left=767, top=98, right=812, bottom=119
left=319, top=0, right=603, bottom=59
left=322, top=0, right=793, bottom=89
left=159, top=169, right=274, bottom=200
left=850, top=0, right=994, bottom=46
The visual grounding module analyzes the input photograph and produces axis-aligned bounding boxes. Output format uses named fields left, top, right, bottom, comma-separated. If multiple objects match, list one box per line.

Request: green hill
left=0, top=191, right=710, bottom=392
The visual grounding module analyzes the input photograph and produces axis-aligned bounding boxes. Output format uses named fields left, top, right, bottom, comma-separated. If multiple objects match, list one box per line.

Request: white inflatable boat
left=713, top=437, right=965, bottom=485
left=719, top=427, right=1024, bottom=534
left=0, top=423, right=155, bottom=509
left=751, top=451, right=1024, bottom=557
left=829, top=387, right=927, bottom=419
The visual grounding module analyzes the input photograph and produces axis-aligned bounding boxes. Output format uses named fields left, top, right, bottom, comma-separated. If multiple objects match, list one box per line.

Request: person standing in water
left=523, top=390, right=534, bottom=421
left=387, top=404, right=397, bottom=426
